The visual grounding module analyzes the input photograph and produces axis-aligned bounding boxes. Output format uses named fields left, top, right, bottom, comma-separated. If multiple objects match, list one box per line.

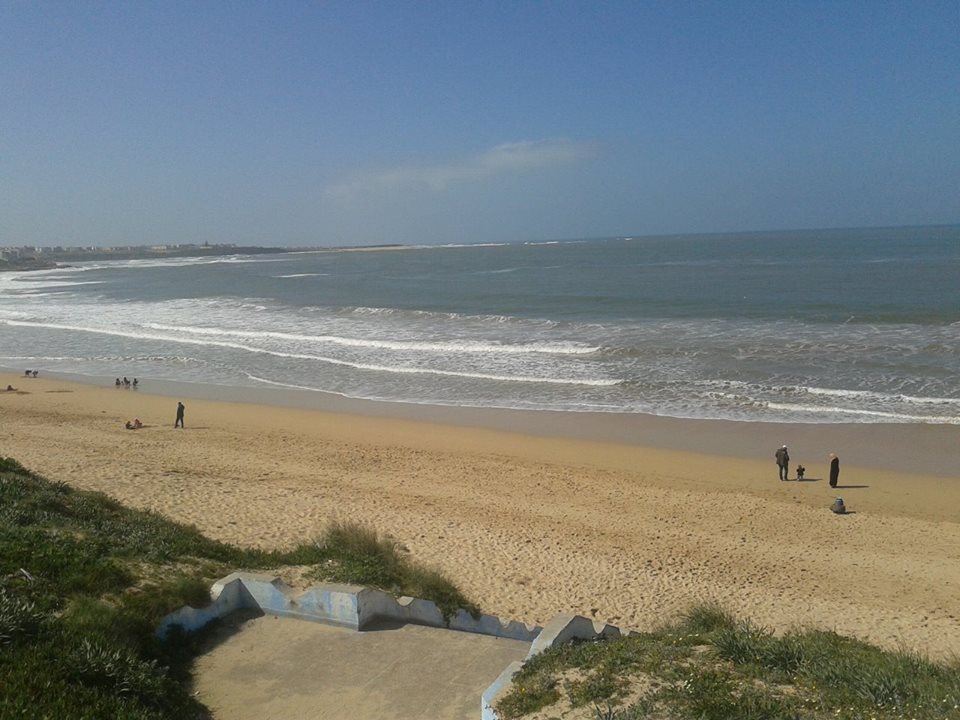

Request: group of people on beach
left=775, top=445, right=841, bottom=488
left=23, top=369, right=39, bottom=377
left=115, top=377, right=139, bottom=389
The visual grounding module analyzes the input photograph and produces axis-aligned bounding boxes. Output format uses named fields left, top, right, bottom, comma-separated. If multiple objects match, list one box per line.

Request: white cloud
left=324, top=139, right=593, bottom=203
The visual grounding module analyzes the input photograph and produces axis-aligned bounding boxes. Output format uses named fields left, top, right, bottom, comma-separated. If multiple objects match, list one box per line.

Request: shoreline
left=7, top=368, right=959, bottom=478
left=2, top=371, right=959, bottom=659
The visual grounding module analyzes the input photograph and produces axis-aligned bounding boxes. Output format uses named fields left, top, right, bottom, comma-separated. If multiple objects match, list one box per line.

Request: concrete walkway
left=192, top=612, right=530, bottom=720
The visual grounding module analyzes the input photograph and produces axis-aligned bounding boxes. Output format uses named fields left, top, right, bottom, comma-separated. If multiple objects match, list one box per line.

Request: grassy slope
left=496, top=605, right=960, bottom=720
left=0, top=457, right=474, bottom=719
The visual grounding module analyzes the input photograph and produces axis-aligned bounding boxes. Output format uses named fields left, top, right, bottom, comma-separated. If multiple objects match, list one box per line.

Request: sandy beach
left=1, top=372, right=958, bottom=659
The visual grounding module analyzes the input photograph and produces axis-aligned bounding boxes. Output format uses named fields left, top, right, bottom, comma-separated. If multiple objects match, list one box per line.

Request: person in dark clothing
left=175, top=401, right=185, bottom=428
left=775, top=445, right=790, bottom=481
left=829, top=453, right=840, bottom=488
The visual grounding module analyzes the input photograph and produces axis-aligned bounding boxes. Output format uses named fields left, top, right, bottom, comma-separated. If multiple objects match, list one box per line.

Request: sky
left=1, top=1, right=958, bottom=247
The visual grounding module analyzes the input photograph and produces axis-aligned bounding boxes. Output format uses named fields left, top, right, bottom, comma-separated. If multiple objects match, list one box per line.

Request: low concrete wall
left=481, top=614, right=631, bottom=720
left=481, top=661, right=525, bottom=720
left=157, top=572, right=541, bottom=641
left=156, top=577, right=255, bottom=639
left=525, top=613, right=622, bottom=660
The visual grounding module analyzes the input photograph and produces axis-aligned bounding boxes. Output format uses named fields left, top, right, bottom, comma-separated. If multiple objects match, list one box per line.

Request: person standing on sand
left=175, top=401, right=185, bottom=428
left=775, top=444, right=790, bottom=481
left=829, top=453, right=840, bottom=488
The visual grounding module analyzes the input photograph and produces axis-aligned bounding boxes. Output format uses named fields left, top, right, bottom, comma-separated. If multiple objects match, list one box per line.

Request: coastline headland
left=0, top=243, right=292, bottom=272
left=0, top=242, right=410, bottom=273
left=2, top=370, right=959, bottom=660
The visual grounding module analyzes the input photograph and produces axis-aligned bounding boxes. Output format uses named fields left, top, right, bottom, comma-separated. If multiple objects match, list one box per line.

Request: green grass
left=306, top=519, right=478, bottom=620
left=496, top=602, right=960, bottom=720
left=0, top=456, right=478, bottom=719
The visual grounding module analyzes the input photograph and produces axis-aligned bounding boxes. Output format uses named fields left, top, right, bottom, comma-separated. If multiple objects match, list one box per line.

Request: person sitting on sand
left=831, top=496, right=846, bottom=514
left=6, top=385, right=14, bottom=392
left=125, top=418, right=143, bottom=430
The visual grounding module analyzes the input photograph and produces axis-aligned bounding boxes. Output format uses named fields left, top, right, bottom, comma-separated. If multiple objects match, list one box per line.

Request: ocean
left=1, top=226, right=958, bottom=424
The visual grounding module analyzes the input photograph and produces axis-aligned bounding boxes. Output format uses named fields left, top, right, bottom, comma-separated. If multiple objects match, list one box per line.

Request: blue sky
left=2, top=1, right=958, bottom=247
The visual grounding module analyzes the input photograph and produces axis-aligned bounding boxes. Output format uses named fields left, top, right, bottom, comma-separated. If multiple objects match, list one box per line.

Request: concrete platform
left=192, top=612, right=531, bottom=720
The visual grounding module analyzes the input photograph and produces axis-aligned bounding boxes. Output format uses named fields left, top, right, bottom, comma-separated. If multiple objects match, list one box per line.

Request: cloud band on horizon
left=324, top=139, right=594, bottom=203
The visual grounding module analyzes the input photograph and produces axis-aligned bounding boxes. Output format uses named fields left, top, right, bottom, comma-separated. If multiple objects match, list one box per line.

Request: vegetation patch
left=0, top=457, right=477, bottom=718
left=306, top=519, right=478, bottom=620
left=496, top=603, right=960, bottom=720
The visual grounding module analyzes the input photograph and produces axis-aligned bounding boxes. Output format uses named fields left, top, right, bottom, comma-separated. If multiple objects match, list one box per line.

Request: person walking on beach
left=775, top=444, right=790, bottom=481
left=829, top=453, right=840, bottom=488
left=174, top=401, right=185, bottom=429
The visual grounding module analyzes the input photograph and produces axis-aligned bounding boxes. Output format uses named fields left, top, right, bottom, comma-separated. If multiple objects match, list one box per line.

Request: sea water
left=1, top=226, right=958, bottom=424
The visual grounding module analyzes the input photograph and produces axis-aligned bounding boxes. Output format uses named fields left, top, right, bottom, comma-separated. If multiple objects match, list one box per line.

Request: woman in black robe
left=829, top=453, right=840, bottom=488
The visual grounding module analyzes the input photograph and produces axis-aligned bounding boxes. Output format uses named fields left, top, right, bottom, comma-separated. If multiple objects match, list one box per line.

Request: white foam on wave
left=11, top=280, right=105, bottom=288
left=60, top=255, right=290, bottom=271
left=274, top=273, right=329, bottom=278
left=1, top=319, right=617, bottom=386
left=340, top=305, right=561, bottom=328
left=0, top=353, right=206, bottom=366
left=244, top=374, right=626, bottom=410
left=0, top=354, right=94, bottom=363
left=699, top=380, right=960, bottom=407
left=4, top=291, right=70, bottom=297
left=143, top=322, right=597, bottom=355
left=431, top=242, right=510, bottom=249
left=765, top=401, right=960, bottom=424
left=798, top=385, right=959, bottom=405
left=473, top=267, right=522, bottom=275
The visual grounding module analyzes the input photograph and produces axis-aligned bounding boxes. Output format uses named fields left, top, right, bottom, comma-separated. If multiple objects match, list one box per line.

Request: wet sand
left=2, top=372, right=958, bottom=658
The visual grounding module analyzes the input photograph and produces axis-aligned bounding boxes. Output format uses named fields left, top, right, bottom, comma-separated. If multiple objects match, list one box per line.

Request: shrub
left=681, top=602, right=738, bottom=634
left=0, top=587, right=47, bottom=645
left=308, top=520, right=478, bottom=619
